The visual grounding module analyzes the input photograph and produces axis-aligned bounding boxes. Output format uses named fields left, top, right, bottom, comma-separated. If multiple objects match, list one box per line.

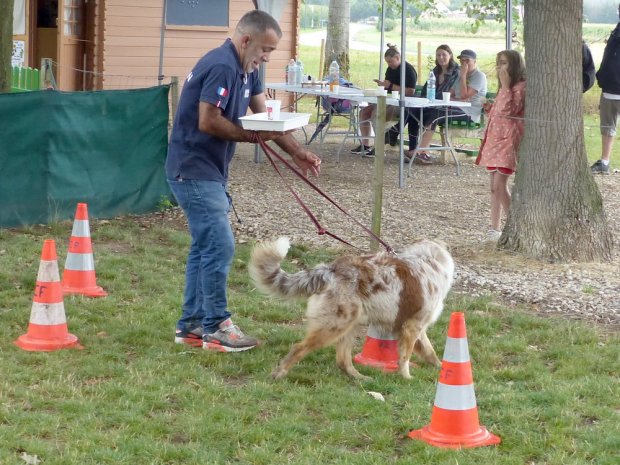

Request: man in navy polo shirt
left=167, top=10, right=321, bottom=352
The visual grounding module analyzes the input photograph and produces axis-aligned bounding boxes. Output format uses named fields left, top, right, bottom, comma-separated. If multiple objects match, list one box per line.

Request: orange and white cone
left=15, top=240, right=82, bottom=351
left=408, top=312, right=500, bottom=448
left=354, top=325, right=402, bottom=372
left=61, top=203, right=107, bottom=297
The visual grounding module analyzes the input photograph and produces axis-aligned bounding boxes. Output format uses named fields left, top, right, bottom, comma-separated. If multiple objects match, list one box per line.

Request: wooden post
left=319, top=38, right=325, bottom=79
left=417, top=41, right=423, bottom=85
left=40, top=58, right=55, bottom=89
left=170, top=76, right=179, bottom=123
left=370, top=95, right=386, bottom=251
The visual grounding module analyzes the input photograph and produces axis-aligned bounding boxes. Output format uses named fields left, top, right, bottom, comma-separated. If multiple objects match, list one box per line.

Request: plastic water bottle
left=329, top=60, right=340, bottom=93
left=287, top=59, right=296, bottom=85
left=427, top=71, right=436, bottom=101
left=296, top=59, right=304, bottom=85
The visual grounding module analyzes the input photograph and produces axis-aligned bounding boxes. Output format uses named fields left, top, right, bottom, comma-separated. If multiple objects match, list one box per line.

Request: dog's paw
left=398, top=364, right=413, bottom=379
left=347, top=369, right=371, bottom=381
left=271, top=368, right=288, bottom=380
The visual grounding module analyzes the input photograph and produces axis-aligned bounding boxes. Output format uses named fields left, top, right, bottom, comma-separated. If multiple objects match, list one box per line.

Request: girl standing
left=475, top=50, right=526, bottom=241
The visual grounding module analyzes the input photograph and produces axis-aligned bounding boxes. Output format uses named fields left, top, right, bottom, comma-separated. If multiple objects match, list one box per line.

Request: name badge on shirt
left=245, top=89, right=250, bottom=98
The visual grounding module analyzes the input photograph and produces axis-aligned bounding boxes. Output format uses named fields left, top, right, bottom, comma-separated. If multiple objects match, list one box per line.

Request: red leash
left=254, top=135, right=394, bottom=254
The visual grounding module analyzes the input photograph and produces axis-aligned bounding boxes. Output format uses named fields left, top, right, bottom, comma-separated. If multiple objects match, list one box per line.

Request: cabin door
left=57, top=0, right=84, bottom=90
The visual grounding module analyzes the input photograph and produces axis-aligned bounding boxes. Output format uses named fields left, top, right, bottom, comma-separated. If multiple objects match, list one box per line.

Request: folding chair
left=307, top=80, right=361, bottom=159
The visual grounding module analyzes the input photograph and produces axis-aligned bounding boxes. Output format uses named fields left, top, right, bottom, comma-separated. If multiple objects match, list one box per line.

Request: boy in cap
left=452, top=49, right=488, bottom=124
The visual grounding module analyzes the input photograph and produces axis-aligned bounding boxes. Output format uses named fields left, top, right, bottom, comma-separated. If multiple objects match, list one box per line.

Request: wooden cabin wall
left=102, top=0, right=299, bottom=90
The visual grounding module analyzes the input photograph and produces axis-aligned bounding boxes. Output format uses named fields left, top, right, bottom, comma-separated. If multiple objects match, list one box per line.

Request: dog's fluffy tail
left=249, top=237, right=332, bottom=299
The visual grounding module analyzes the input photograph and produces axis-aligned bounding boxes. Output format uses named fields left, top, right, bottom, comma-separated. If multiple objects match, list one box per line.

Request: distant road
left=300, top=23, right=382, bottom=52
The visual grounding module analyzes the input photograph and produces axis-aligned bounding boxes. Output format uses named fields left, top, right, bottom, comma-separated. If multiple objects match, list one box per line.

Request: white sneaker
left=485, top=229, right=502, bottom=242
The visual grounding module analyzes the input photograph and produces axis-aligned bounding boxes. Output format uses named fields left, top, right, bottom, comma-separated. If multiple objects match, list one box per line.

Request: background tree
left=0, top=0, right=15, bottom=93
left=584, top=0, right=619, bottom=23
left=501, top=0, right=613, bottom=261
left=323, top=0, right=350, bottom=78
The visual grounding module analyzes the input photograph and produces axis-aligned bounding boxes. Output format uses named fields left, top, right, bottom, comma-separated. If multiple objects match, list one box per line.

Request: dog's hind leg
left=397, top=321, right=425, bottom=379
left=335, top=332, right=370, bottom=380
left=413, top=331, right=441, bottom=367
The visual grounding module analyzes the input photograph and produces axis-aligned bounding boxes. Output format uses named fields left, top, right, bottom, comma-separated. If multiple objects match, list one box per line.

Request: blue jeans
left=167, top=178, right=234, bottom=334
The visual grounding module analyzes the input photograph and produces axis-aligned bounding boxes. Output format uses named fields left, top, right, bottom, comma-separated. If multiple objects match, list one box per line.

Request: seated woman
left=410, top=49, right=487, bottom=163
left=352, top=44, right=417, bottom=157
left=405, top=44, right=460, bottom=163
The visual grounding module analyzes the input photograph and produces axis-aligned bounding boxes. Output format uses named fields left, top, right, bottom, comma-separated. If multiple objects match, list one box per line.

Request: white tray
left=239, top=112, right=311, bottom=131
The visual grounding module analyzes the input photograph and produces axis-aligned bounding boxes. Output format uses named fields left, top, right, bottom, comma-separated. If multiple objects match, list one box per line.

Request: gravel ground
left=159, top=134, right=620, bottom=330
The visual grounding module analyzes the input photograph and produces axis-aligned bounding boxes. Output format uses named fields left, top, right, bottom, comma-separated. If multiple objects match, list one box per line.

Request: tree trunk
left=324, top=0, right=350, bottom=79
left=0, top=0, right=15, bottom=93
left=502, top=0, right=613, bottom=262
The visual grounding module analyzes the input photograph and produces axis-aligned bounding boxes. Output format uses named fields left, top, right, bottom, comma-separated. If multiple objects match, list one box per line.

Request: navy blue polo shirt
left=166, top=39, right=263, bottom=182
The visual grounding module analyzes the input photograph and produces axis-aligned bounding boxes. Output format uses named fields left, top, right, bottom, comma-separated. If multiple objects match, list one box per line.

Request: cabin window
left=166, top=0, right=229, bottom=27
left=63, top=0, right=81, bottom=36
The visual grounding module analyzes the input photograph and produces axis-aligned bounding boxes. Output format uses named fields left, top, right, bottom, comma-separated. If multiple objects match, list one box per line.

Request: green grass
left=0, top=220, right=618, bottom=464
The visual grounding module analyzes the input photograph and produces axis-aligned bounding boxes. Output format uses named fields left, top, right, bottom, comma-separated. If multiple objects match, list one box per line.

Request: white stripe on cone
left=64, top=253, right=95, bottom=271
left=37, top=260, right=60, bottom=281
left=442, top=336, right=471, bottom=363
left=434, top=383, right=478, bottom=410
left=367, top=325, right=397, bottom=340
left=71, top=219, right=90, bottom=237
left=30, top=302, right=67, bottom=325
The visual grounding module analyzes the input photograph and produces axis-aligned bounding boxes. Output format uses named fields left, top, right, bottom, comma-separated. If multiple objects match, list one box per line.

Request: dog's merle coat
left=249, top=237, right=454, bottom=379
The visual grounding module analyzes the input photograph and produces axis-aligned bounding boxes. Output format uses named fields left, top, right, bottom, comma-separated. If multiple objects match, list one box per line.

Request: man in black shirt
left=352, top=44, right=417, bottom=157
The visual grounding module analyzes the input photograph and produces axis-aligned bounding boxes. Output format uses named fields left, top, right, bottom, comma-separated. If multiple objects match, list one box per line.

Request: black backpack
left=582, top=41, right=596, bottom=93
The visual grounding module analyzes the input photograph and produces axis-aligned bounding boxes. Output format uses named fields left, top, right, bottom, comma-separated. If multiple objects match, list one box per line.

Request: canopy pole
left=506, top=0, right=513, bottom=50
left=398, top=0, right=407, bottom=188
left=379, top=0, right=386, bottom=80
left=158, top=0, right=167, bottom=85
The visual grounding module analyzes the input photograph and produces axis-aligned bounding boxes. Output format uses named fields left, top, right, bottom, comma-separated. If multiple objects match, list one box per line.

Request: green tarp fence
left=0, top=85, right=171, bottom=227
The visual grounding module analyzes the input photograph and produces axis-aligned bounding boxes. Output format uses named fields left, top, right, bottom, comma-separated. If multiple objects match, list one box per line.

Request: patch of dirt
left=147, top=135, right=620, bottom=331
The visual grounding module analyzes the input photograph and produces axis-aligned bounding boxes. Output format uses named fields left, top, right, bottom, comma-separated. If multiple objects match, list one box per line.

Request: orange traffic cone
left=15, top=240, right=82, bottom=351
left=61, top=203, right=107, bottom=297
left=354, top=325, right=408, bottom=372
left=408, top=312, right=500, bottom=448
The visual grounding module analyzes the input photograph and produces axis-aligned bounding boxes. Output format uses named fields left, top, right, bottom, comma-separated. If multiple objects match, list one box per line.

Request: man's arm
left=198, top=98, right=285, bottom=143
left=457, top=66, right=477, bottom=100
left=249, top=94, right=321, bottom=177
left=199, top=102, right=256, bottom=142
left=455, top=64, right=482, bottom=101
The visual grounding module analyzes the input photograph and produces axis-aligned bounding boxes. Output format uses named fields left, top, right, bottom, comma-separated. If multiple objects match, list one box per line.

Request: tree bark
left=502, top=0, right=613, bottom=262
left=0, top=0, right=15, bottom=93
left=324, top=0, right=350, bottom=78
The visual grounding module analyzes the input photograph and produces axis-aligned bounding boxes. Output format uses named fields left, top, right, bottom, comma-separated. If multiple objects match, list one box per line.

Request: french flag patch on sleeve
left=216, top=87, right=229, bottom=107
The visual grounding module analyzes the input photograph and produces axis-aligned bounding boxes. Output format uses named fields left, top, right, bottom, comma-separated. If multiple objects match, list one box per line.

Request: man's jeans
left=167, top=178, right=234, bottom=334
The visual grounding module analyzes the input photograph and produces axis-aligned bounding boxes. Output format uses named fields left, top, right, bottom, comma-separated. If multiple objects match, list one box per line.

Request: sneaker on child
left=351, top=144, right=371, bottom=154
left=203, top=319, right=259, bottom=352
left=361, top=147, right=376, bottom=158
left=174, top=327, right=204, bottom=347
left=485, top=229, right=502, bottom=242
left=590, top=159, right=610, bottom=175
left=414, top=152, right=434, bottom=165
